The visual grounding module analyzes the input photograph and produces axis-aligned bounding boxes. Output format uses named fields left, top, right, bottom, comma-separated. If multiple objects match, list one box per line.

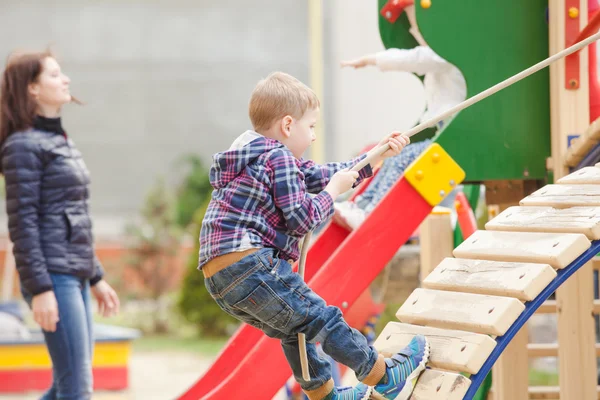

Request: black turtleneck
left=33, top=115, right=65, bottom=136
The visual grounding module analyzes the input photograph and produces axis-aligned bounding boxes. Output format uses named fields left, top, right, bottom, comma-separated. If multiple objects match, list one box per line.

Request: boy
left=198, top=72, right=429, bottom=400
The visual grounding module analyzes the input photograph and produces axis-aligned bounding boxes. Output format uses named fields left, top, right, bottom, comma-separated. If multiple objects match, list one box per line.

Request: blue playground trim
left=576, top=142, right=600, bottom=170
left=463, top=240, right=600, bottom=400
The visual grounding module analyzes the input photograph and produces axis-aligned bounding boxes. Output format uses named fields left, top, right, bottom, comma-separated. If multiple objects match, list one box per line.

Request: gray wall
left=0, top=0, right=309, bottom=235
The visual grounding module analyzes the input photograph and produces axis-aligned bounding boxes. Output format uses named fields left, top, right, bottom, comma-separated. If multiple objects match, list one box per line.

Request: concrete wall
left=0, top=0, right=424, bottom=237
left=0, top=0, right=308, bottom=235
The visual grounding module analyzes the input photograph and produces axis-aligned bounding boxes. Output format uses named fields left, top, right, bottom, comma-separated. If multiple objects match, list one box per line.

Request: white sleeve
left=375, top=46, right=451, bottom=75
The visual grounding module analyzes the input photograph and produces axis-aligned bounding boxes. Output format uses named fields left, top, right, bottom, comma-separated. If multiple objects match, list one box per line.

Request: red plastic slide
left=455, top=191, right=477, bottom=239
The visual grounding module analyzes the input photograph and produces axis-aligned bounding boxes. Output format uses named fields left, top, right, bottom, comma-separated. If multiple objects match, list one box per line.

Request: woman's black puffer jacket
left=1, top=118, right=103, bottom=295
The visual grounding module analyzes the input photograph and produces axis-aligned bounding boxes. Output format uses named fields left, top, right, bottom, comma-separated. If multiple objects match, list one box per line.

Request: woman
left=0, top=50, right=120, bottom=399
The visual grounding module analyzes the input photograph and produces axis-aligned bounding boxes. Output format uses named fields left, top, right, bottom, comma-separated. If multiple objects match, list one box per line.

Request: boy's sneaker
left=325, top=384, right=373, bottom=400
left=370, top=335, right=430, bottom=400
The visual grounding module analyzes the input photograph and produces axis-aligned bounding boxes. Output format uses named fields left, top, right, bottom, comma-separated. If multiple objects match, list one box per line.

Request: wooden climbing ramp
left=374, top=164, right=600, bottom=399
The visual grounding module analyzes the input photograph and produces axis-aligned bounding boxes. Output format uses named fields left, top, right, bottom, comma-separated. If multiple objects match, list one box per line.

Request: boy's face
left=284, top=107, right=319, bottom=158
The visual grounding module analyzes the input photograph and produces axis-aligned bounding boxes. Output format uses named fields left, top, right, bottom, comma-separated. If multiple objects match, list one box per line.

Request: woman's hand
left=32, top=291, right=59, bottom=332
left=91, top=280, right=120, bottom=317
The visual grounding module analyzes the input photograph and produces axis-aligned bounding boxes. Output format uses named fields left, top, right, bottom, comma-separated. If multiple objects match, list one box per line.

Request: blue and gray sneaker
left=370, top=335, right=430, bottom=400
left=325, top=384, right=373, bottom=400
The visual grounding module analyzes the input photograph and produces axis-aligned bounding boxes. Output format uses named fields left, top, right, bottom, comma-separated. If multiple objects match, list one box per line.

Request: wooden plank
left=537, top=299, right=600, bottom=314
left=529, top=386, right=561, bottom=400
left=528, top=342, right=600, bottom=358
left=374, top=322, right=496, bottom=374
left=557, top=260, right=597, bottom=400
left=396, top=288, right=525, bottom=336
left=493, top=326, right=529, bottom=400
left=423, top=258, right=557, bottom=301
left=557, top=166, right=600, bottom=184
left=452, top=230, right=591, bottom=269
left=484, top=180, right=542, bottom=207
left=419, top=209, right=453, bottom=282
left=529, top=386, right=600, bottom=399
left=485, top=206, right=600, bottom=240
left=409, top=369, right=470, bottom=400
left=565, top=137, right=600, bottom=167
left=541, top=4, right=592, bottom=398
left=520, top=184, right=600, bottom=208
left=548, top=0, right=589, bottom=176
left=565, top=118, right=600, bottom=167
left=537, top=300, right=558, bottom=314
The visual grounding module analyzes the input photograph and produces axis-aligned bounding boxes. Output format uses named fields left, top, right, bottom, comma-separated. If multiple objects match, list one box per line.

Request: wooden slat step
left=374, top=322, right=496, bottom=374
left=397, top=288, right=525, bottom=336
left=528, top=342, right=600, bottom=357
left=520, top=184, right=600, bottom=208
left=453, top=230, right=591, bottom=269
left=423, top=258, right=556, bottom=301
left=410, top=369, right=470, bottom=400
left=557, top=166, right=600, bottom=184
left=485, top=206, right=600, bottom=240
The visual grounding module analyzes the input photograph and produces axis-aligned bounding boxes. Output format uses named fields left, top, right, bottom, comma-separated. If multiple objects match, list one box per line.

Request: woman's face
left=29, top=57, right=72, bottom=110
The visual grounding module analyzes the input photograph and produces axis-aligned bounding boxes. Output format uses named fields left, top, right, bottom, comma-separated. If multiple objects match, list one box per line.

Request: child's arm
left=268, top=149, right=337, bottom=236
left=299, top=133, right=410, bottom=193
left=341, top=46, right=450, bottom=76
left=298, top=156, right=373, bottom=194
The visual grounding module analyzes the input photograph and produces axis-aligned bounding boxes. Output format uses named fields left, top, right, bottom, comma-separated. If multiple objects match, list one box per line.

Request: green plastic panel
left=379, top=0, right=551, bottom=181
left=378, top=0, right=419, bottom=51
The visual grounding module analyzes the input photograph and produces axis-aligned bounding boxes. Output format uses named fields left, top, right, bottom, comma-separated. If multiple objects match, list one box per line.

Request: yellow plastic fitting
left=405, top=143, right=466, bottom=206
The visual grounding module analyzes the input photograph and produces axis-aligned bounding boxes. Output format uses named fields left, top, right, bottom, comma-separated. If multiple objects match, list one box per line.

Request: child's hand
left=325, top=170, right=360, bottom=199
left=340, top=55, right=376, bottom=69
left=379, top=132, right=410, bottom=159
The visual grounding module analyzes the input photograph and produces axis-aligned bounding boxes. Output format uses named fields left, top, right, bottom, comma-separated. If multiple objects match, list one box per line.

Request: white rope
left=352, top=29, right=600, bottom=172
left=297, top=231, right=312, bottom=381
left=297, top=28, right=600, bottom=379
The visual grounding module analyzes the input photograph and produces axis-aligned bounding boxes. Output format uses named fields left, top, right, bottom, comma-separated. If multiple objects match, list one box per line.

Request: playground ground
left=0, top=345, right=298, bottom=400
left=0, top=350, right=212, bottom=400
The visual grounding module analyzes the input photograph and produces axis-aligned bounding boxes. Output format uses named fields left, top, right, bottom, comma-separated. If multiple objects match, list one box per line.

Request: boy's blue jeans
left=22, top=273, right=94, bottom=400
left=204, top=248, right=379, bottom=391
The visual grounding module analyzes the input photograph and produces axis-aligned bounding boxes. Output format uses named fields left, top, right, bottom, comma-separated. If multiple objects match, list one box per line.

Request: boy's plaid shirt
left=198, top=131, right=372, bottom=268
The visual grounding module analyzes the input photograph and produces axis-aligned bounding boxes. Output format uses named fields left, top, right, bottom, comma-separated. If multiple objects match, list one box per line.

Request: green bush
left=174, top=155, right=214, bottom=228
left=177, top=203, right=239, bottom=337
left=123, top=177, right=183, bottom=333
left=175, top=155, right=239, bottom=337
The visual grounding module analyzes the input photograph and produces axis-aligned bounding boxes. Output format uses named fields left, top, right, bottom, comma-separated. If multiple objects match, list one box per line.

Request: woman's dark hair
left=0, top=50, right=53, bottom=146
left=0, top=50, right=81, bottom=148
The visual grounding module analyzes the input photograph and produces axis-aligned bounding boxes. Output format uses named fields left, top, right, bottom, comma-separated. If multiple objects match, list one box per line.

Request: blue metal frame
left=576, top=142, right=600, bottom=170
left=463, top=240, right=600, bottom=400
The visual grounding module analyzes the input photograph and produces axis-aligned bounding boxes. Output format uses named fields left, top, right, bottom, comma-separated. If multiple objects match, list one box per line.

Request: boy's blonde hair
left=249, top=72, right=320, bottom=131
